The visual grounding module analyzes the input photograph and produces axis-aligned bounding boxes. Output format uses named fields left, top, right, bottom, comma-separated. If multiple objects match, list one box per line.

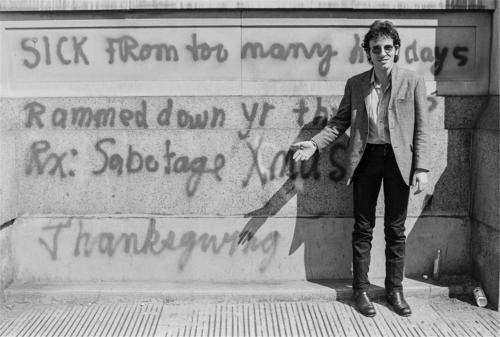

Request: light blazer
left=312, top=65, right=430, bottom=186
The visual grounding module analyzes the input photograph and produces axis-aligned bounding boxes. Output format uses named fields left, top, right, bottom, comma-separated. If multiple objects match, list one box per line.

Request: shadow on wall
left=236, top=12, right=488, bottom=290
left=401, top=15, right=489, bottom=292
left=239, top=114, right=354, bottom=281
left=405, top=96, right=487, bottom=283
left=0, top=218, right=16, bottom=302
left=239, top=95, right=478, bottom=285
left=402, top=13, right=476, bottom=282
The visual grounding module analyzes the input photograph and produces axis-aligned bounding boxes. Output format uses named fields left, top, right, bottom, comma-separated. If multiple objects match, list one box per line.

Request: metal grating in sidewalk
left=156, top=300, right=499, bottom=337
left=0, top=302, right=163, bottom=337
left=1, top=298, right=499, bottom=337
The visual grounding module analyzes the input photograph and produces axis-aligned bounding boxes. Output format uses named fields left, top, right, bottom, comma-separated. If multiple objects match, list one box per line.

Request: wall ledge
left=0, top=0, right=496, bottom=12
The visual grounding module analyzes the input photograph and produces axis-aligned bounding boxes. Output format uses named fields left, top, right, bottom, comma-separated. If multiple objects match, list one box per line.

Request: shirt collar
left=370, top=68, right=392, bottom=88
left=370, top=69, right=376, bottom=85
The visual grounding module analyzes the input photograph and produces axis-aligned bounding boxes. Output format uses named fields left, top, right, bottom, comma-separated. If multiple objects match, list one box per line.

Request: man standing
left=292, top=20, right=430, bottom=317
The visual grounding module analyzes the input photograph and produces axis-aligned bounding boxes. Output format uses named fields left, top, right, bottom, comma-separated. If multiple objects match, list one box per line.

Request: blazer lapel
left=389, top=64, right=401, bottom=106
left=363, top=68, right=373, bottom=116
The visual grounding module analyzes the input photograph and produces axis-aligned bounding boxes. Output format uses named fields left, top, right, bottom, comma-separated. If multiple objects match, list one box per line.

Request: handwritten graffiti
left=92, top=138, right=225, bottom=196
left=349, top=34, right=365, bottom=64
left=185, top=33, right=229, bottom=62
left=328, top=144, right=347, bottom=181
left=23, top=97, right=350, bottom=194
left=349, top=33, right=470, bottom=75
left=427, top=96, right=438, bottom=111
left=106, top=35, right=179, bottom=64
left=22, top=95, right=440, bottom=196
left=25, top=101, right=149, bottom=129
left=238, top=101, right=274, bottom=139
left=93, top=138, right=160, bottom=175
left=241, top=41, right=338, bottom=76
left=242, top=137, right=283, bottom=187
left=18, top=30, right=473, bottom=78
left=24, top=100, right=226, bottom=130
left=292, top=97, right=331, bottom=127
left=106, top=33, right=229, bottom=65
left=404, top=40, right=468, bottom=75
left=21, top=36, right=89, bottom=68
left=156, top=98, right=225, bottom=129
left=25, top=140, right=77, bottom=178
left=24, top=137, right=225, bottom=197
left=242, top=136, right=347, bottom=187
left=38, top=218, right=280, bottom=272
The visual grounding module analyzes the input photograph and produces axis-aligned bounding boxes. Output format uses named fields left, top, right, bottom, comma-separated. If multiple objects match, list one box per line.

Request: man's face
left=368, top=35, right=399, bottom=72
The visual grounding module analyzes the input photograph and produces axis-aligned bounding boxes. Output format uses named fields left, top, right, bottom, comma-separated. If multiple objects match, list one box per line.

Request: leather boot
left=353, top=291, right=376, bottom=317
left=386, top=290, right=412, bottom=317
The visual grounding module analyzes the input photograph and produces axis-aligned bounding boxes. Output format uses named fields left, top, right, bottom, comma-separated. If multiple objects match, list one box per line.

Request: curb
left=2, top=278, right=461, bottom=305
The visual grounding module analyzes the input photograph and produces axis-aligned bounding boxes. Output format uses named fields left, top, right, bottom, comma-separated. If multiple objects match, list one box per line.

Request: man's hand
left=292, top=141, right=317, bottom=161
left=412, top=171, right=428, bottom=194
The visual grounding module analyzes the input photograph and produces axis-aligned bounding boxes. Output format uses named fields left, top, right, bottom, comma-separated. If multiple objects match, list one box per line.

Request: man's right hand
left=291, top=141, right=317, bottom=161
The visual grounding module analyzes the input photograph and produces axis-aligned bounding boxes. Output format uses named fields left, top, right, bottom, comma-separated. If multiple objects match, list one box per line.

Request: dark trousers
left=352, top=143, right=410, bottom=292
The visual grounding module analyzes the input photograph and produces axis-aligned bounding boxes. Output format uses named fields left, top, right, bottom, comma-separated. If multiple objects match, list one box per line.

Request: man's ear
left=394, top=47, right=400, bottom=62
left=365, top=51, right=372, bottom=64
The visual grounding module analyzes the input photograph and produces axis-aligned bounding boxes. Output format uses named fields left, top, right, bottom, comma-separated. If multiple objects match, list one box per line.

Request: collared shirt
left=367, top=70, right=391, bottom=144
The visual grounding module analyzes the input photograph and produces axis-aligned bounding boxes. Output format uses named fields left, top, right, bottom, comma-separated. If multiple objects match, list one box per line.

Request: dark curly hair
left=362, top=20, right=401, bottom=64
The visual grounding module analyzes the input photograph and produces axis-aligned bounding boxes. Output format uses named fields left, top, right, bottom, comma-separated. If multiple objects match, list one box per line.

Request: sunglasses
left=370, top=45, right=395, bottom=54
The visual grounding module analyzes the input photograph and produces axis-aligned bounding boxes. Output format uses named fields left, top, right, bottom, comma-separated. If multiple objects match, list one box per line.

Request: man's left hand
left=412, top=171, right=428, bottom=194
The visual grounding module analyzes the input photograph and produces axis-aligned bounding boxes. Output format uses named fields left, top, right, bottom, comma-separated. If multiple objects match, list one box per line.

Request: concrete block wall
left=0, top=4, right=497, bottom=304
left=470, top=1, right=500, bottom=310
left=471, top=97, right=499, bottom=309
left=1, top=97, right=478, bottom=284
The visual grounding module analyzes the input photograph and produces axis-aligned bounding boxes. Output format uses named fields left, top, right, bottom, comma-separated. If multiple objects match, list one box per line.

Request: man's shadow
left=238, top=114, right=360, bottom=292
left=404, top=96, right=484, bottom=301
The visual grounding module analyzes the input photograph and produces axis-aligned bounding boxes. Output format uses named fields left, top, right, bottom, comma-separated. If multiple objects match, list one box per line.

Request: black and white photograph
left=0, top=1, right=499, bottom=336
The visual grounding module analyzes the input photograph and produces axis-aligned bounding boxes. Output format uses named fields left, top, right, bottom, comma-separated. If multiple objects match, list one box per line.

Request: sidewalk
left=1, top=280, right=499, bottom=337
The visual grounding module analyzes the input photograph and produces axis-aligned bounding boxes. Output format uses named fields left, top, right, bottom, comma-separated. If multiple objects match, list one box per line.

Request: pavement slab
left=3, top=278, right=454, bottom=304
left=1, top=297, right=498, bottom=337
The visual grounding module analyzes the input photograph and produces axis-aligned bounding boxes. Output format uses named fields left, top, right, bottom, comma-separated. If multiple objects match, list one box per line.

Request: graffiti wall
left=0, top=15, right=490, bottom=96
left=2, top=94, right=460, bottom=217
left=5, top=27, right=475, bottom=80
left=12, top=216, right=470, bottom=281
left=0, top=12, right=489, bottom=281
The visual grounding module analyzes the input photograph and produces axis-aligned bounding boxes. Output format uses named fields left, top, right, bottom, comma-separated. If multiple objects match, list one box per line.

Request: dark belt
left=365, top=143, right=392, bottom=155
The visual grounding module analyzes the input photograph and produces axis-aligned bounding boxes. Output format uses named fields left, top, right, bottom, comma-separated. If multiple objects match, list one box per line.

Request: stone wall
left=0, top=10, right=495, bottom=300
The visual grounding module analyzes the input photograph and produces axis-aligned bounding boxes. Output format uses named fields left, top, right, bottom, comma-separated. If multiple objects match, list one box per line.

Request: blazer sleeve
left=311, top=79, right=352, bottom=151
left=413, top=75, right=430, bottom=171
